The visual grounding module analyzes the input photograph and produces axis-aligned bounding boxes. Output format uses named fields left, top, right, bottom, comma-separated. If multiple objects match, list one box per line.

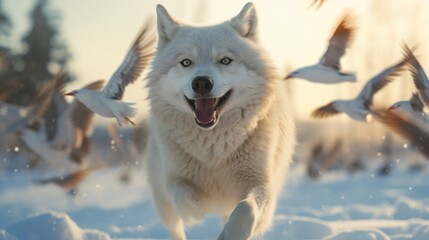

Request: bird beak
left=284, top=74, right=293, bottom=80
left=388, top=106, right=396, bottom=111
left=64, top=92, right=75, bottom=96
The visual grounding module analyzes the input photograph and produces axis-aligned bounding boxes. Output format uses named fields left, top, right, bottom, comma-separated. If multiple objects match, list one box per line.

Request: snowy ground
left=1, top=158, right=429, bottom=240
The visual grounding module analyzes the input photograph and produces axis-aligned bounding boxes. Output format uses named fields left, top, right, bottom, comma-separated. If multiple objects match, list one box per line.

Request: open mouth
left=185, top=90, right=232, bottom=129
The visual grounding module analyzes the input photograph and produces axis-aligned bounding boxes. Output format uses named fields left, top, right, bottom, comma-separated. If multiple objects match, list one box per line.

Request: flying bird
left=65, top=19, right=156, bottom=126
left=15, top=71, right=104, bottom=165
left=389, top=93, right=428, bottom=123
left=312, top=58, right=406, bottom=122
left=285, top=12, right=357, bottom=84
left=403, top=44, right=429, bottom=108
left=0, top=78, right=55, bottom=139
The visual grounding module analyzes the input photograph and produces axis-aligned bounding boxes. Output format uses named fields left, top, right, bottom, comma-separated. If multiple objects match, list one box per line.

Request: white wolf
left=145, top=2, right=296, bottom=240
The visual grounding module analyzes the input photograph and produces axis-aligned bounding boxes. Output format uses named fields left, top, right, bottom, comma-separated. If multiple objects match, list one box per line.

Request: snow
left=0, top=155, right=429, bottom=239
left=1, top=211, right=110, bottom=240
left=0, top=230, right=17, bottom=240
left=413, top=225, right=429, bottom=239
left=265, top=216, right=333, bottom=239
left=324, top=229, right=390, bottom=240
left=393, top=197, right=429, bottom=220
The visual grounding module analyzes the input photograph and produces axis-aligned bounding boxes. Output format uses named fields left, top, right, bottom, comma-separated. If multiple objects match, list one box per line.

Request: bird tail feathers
left=113, top=101, right=137, bottom=126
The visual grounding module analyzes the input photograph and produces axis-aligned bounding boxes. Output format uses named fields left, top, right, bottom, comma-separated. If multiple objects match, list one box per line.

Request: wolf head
left=148, top=2, right=278, bottom=131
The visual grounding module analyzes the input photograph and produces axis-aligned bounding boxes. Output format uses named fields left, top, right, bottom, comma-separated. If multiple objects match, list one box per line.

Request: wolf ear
left=156, top=4, right=180, bottom=48
left=230, top=2, right=258, bottom=41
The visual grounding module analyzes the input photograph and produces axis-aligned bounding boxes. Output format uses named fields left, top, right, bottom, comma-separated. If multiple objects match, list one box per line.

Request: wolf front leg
left=150, top=186, right=186, bottom=240
left=218, top=185, right=274, bottom=240
left=169, top=178, right=205, bottom=224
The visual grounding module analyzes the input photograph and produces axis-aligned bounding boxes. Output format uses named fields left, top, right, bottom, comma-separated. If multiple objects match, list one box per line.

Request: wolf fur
left=144, top=2, right=296, bottom=239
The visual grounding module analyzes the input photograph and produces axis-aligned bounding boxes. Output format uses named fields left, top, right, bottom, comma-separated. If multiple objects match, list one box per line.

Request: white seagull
left=285, top=12, right=357, bottom=84
left=65, top=20, right=156, bottom=126
left=389, top=93, right=428, bottom=124
left=312, top=58, right=406, bottom=122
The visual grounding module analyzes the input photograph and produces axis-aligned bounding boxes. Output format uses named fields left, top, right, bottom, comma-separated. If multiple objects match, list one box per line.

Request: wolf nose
left=192, top=76, right=213, bottom=95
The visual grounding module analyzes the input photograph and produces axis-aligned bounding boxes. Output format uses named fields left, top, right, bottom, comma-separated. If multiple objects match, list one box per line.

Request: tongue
left=194, top=98, right=216, bottom=124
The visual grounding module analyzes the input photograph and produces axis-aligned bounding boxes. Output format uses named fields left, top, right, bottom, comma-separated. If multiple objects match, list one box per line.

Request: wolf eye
left=180, top=59, right=192, bottom=67
left=220, top=57, right=233, bottom=65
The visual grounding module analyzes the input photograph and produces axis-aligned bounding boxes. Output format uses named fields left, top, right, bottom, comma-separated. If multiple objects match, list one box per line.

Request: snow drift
left=0, top=211, right=110, bottom=240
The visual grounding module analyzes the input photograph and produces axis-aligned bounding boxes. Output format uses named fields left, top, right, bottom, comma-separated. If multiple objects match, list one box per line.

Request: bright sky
left=3, top=0, right=429, bottom=121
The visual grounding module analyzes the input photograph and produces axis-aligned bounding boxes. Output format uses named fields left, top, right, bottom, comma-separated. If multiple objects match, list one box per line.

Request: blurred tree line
left=0, top=0, right=73, bottom=106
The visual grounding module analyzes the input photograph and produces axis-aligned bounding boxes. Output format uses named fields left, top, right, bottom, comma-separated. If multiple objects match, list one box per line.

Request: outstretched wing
left=44, top=69, right=69, bottom=141
left=319, top=12, right=356, bottom=70
left=35, top=169, right=91, bottom=189
left=103, top=19, right=156, bottom=100
left=358, top=58, right=406, bottom=106
left=33, top=164, right=103, bottom=190
left=0, top=79, right=54, bottom=138
left=311, top=102, right=341, bottom=119
left=402, top=44, right=429, bottom=108
left=409, top=92, right=425, bottom=113
left=28, top=79, right=56, bottom=119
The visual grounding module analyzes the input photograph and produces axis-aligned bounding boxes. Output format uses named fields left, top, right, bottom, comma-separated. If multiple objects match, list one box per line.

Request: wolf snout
left=192, top=76, right=213, bottom=95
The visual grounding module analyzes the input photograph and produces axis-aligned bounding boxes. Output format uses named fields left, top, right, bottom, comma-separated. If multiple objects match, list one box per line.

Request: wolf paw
left=217, top=201, right=255, bottom=240
left=172, top=182, right=204, bottom=223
